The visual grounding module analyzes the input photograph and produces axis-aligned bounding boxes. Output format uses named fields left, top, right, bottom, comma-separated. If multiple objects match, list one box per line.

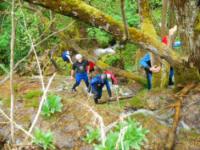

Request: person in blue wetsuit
left=140, top=53, right=161, bottom=90
left=90, top=68, right=112, bottom=104
left=71, top=54, right=90, bottom=92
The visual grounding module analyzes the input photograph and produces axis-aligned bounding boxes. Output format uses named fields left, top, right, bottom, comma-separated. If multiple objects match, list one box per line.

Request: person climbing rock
left=71, top=54, right=90, bottom=92
left=104, top=70, right=118, bottom=84
left=104, top=70, right=118, bottom=89
left=62, top=50, right=73, bottom=64
left=90, top=68, right=112, bottom=104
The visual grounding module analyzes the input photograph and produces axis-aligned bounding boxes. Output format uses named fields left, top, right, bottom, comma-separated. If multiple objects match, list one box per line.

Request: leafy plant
left=87, top=27, right=112, bottom=47
left=83, top=126, right=100, bottom=144
left=33, top=128, right=55, bottom=150
left=42, top=94, right=63, bottom=117
left=84, top=118, right=149, bottom=150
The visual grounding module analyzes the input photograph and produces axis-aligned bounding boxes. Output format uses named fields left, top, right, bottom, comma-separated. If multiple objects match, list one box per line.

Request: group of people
left=61, top=26, right=182, bottom=102
left=62, top=52, right=118, bottom=104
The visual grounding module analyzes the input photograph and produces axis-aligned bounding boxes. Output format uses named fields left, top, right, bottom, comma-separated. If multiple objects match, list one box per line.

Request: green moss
left=129, top=90, right=148, bottom=108
left=174, top=67, right=200, bottom=85
left=1, top=97, right=11, bottom=107
left=24, top=97, right=39, bottom=108
left=194, top=13, right=200, bottom=32
left=24, top=90, right=42, bottom=100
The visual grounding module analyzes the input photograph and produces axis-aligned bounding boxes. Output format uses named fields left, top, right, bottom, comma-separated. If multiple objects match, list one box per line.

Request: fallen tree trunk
left=23, top=0, right=180, bottom=67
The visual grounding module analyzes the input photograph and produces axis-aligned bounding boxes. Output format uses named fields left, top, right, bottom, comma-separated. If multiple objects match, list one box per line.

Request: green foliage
left=101, top=53, right=121, bottom=67
left=33, top=128, right=55, bottom=150
left=83, top=126, right=100, bottom=144
left=55, top=57, right=72, bottom=75
left=129, top=89, right=148, bottom=108
left=84, top=118, right=149, bottom=150
left=42, top=94, right=63, bottom=117
left=24, top=90, right=42, bottom=99
left=87, top=0, right=140, bottom=47
left=101, top=43, right=137, bottom=71
left=87, top=27, right=112, bottom=47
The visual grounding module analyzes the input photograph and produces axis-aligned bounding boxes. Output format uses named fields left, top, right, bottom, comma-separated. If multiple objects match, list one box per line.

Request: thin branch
left=10, top=0, right=16, bottom=143
left=79, top=101, right=106, bottom=147
left=115, top=125, right=128, bottom=150
left=34, top=20, right=75, bottom=47
left=27, top=73, right=56, bottom=135
left=18, top=5, right=45, bottom=91
left=120, top=0, right=129, bottom=41
left=0, top=108, right=33, bottom=139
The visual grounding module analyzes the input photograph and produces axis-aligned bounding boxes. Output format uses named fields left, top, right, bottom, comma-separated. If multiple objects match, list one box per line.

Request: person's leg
left=168, top=67, right=174, bottom=85
left=72, top=74, right=81, bottom=91
left=93, top=88, right=99, bottom=104
left=83, top=73, right=89, bottom=88
left=146, top=71, right=152, bottom=90
left=93, top=87, right=102, bottom=104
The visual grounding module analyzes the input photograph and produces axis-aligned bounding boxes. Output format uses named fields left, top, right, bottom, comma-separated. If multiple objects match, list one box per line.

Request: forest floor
left=0, top=75, right=200, bottom=150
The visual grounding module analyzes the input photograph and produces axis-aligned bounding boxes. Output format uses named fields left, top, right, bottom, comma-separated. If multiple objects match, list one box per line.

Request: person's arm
left=86, top=61, right=90, bottom=74
left=140, top=53, right=161, bottom=73
left=105, top=80, right=112, bottom=97
left=111, top=74, right=118, bottom=85
left=67, top=55, right=73, bottom=64
left=71, top=64, right=76, bottom=80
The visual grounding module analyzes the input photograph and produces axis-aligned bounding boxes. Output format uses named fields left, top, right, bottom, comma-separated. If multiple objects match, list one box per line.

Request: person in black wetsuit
left=71, top=54, right=90, bottom=92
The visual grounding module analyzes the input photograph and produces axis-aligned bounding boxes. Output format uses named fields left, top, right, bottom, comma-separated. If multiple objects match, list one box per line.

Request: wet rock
left=79, top=145, right=93, bottom=150
left=63, top=121, right=80, bottom=133
left=182, top=93, right=200, bottom=132
left=54, top=130, right=76, bottom=149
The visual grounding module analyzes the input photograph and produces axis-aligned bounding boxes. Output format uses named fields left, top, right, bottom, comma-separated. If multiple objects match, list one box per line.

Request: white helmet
left=75, top=54, right=83, bottom=60
left=107, top=74, right=111, bottom=79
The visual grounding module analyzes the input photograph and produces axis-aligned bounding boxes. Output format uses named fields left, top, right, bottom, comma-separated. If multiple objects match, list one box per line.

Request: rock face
left=0, top=76, right=199, bottom=149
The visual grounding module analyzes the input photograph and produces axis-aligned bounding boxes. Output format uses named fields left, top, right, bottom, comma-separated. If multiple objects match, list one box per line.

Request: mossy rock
left=129, top=90, right=148, bottom=108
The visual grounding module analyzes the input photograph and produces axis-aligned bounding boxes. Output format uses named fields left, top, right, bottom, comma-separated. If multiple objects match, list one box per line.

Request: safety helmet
left=75, top=54, right=83, bottom=60
left=107, top=74, right=111, bottom=79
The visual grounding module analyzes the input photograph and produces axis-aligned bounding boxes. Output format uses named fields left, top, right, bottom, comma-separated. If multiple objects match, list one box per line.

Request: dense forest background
left=0, top=0, right=200, bottom=150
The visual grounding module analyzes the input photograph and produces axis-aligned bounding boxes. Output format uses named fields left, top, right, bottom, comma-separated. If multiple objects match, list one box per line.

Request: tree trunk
left=139, top=0, right=163, bottom=88
left=23, top=0, right=200, bottom=85
left=173, top=0, right=200, bottom=83
left=161, top=0, right=168, bottom=37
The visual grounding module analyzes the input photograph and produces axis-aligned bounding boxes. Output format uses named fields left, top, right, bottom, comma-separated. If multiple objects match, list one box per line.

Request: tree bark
left=161, top=0, right=168, bottom=37
left=173, top=0, right=200, bottom=66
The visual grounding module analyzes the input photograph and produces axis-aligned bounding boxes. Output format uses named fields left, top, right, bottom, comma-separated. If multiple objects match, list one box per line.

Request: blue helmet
left=62, top=51, right=70, bottom=61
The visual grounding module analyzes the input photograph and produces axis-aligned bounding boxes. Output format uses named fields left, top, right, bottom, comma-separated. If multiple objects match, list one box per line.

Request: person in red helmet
left=104, top=70, right=118, bottom=85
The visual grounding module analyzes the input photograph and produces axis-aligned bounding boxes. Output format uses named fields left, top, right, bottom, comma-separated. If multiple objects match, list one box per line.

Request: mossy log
left=23, top=0, right=200, bottom=85
left=24, top=0, right=180, bottom=67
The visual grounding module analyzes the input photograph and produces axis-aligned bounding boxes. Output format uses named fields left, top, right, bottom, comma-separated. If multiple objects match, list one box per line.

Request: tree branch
left=23, top=0, right=181, bottom=67
left=10, top=0, right=16, bottom=143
